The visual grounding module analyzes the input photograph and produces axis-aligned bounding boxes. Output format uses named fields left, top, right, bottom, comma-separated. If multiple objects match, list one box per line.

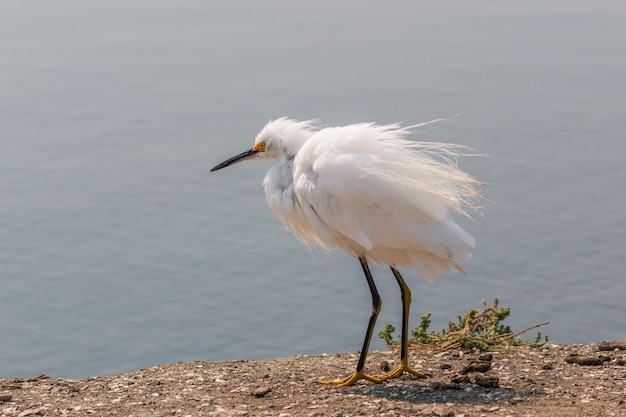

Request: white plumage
left=211, top=116, right=483, bottom=386
left=256, top=117, right=481, bottom=282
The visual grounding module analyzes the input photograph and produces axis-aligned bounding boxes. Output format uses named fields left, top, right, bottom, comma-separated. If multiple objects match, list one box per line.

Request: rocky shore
left=1, top=342, right=625, bottom=417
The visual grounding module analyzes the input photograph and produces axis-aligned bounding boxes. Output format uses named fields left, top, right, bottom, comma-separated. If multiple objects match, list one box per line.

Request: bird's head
left=211, top=118, right=318, bottom=172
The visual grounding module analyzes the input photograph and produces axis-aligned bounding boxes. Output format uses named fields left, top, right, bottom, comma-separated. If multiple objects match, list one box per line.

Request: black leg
left=374, top=266, right=427, bottom=380
left=355, top=256, right=382, bottom=372
left=390, top=266, right=411, bottom=362
left=320, top=256, right=383, bottom=386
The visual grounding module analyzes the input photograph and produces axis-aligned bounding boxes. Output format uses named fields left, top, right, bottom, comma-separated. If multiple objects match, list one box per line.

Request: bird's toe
left=319, top=370, right=382, bottom=387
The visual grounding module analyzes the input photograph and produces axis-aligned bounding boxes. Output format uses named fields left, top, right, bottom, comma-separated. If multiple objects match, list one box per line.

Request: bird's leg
left=375, top=267, right=427, bottom=380
left=320, top=256, right=382, bottom=387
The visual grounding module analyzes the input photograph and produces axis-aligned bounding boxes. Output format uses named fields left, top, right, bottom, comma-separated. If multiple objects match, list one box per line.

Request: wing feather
left=291, top=123, right=478, bottom=275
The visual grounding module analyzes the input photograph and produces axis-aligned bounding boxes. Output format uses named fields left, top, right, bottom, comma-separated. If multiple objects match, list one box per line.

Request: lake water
left=1, top=1, right=625, bottom=379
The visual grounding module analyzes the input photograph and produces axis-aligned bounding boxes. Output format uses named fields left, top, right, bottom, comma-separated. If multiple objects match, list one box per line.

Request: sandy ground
left=1, top=342, right=625, bottom=417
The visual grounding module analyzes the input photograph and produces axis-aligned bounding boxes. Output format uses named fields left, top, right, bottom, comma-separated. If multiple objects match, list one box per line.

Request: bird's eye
left=253, top=142, right=266, bottom=152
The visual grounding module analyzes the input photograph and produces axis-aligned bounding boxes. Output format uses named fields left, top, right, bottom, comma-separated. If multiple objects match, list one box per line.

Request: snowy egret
left=211, top=117, right=483, bottom=387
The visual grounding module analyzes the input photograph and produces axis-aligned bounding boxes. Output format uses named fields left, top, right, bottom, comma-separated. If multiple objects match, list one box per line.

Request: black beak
left=211, top=149, right=259, bottom=172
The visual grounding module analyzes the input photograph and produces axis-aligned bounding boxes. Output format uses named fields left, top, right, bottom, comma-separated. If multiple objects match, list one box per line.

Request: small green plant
left=411, top=313, right=435, bottom=344
left=378, top=324, right=396, bottom=346
left=380, top=298, right=550, bottom=351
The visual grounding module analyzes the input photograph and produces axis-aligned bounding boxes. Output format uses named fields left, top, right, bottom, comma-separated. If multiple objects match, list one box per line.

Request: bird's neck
left=281, top=130, right=314, bottom=160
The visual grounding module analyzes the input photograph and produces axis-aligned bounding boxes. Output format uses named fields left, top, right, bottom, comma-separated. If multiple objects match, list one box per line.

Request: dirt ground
left=1, top=341, right=625, bottom=417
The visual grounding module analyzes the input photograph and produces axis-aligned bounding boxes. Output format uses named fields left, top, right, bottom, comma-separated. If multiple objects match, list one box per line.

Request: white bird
left=211, top=117, right=483, bottom=386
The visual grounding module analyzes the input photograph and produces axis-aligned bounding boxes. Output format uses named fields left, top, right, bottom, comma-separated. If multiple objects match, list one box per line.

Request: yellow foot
left=319, top=370, right=382, bottom=387
left=376, top=364, right=428, bottom=380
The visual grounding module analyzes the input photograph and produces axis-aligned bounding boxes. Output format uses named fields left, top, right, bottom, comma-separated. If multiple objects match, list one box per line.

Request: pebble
left=17, top=408, right=44, bottom=417
left=431, top=382, right=461, bottom=391
left=474, top=375, right=500, bottom=388
left=598, top=341, right=626, bottom=351
left=564, top=355, right=603, bottom=366
left=251, top=387, right=272, bottom=398
left=461, top=361, right=491, bottom=374
left=451, top=375, right=471, bottom=384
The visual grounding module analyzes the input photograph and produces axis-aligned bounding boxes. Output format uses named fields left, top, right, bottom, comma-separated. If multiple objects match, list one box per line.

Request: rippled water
left=1, top=1, right=625, bottom=378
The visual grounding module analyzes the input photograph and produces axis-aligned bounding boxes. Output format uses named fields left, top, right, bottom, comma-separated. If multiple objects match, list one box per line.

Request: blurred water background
left=1, top=1, right=625, bottom=378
